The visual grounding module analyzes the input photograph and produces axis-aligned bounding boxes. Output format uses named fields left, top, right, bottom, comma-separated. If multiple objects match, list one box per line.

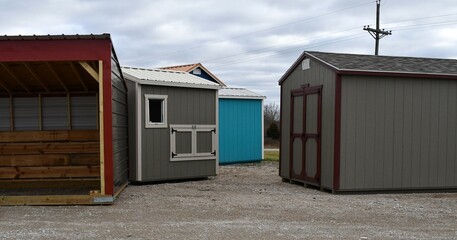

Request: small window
left=192, top=68, right=201, bottom=75
left=145, top=94, right=167, bottom=128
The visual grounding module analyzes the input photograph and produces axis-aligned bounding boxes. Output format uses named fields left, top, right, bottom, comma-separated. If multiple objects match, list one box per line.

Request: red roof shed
left=0, top=34, right=129, bottom=205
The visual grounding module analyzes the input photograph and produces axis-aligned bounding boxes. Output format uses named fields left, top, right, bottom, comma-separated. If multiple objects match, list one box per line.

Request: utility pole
left=363, top=0, right=391, bottom=55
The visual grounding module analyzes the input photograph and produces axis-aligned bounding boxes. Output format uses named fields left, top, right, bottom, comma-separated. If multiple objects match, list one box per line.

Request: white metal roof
left=121, top=67, right=221, bottom=90
left=218, top=87, right=265, bottom=99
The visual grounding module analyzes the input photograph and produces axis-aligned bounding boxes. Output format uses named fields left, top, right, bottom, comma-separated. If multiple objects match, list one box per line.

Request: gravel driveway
left=1, top=161, right=457, bottom=239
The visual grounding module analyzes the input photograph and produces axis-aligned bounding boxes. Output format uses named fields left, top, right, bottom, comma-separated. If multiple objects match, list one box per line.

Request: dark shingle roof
left=279, top=51, right=457, bottom=84
left=307, top=51, right=457, bottom=75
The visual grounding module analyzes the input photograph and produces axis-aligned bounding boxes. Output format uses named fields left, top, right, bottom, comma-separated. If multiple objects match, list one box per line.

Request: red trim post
left=288, top=93, right=295, bottom=179
left=333, top=74, right=342, bottom=191
left=316, top=87, right=322, bottom=183
left=102, top=51, right=114, bottom=195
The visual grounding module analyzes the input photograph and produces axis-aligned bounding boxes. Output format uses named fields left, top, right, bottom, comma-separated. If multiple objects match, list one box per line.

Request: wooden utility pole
left=363, top=0, right=391, bottom=55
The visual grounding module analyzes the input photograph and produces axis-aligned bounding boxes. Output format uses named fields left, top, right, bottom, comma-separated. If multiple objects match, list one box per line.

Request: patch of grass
left=263, top=150, right=279, bottom=161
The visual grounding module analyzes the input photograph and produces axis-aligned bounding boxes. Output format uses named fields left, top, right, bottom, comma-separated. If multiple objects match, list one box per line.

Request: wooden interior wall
left=0, top=130, right=100, bottom=188
left=0, top=92, right=100, bottom=190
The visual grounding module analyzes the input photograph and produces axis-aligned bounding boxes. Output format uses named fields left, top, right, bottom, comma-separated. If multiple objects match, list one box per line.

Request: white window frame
left=145, top=94, right=168, bottom=128
left=170, top=124, right=216, bottom=161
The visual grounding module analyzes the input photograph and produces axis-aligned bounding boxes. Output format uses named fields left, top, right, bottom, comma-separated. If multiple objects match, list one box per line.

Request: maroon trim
left=339, top=70, right=457, bottom=80
left=0, top=39, right=111, bottom=62
left=103, top=49, right=114, bottom=195
left=333, top=74, right=342, bottom=190
left=317, top=88, right=322, bottom=184
left=300, top=83, right=310, bottom=89
left=288, top=92, right=295, bottom=180
left=289, top=85, right=322, bottom=186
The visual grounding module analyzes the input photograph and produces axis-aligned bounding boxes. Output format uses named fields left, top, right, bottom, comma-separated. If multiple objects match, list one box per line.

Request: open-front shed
left=279, top=51, right=457, bottom=192
left=122, top=67, right=220, bottom=182
left=0, top=34, right=129, bottom=205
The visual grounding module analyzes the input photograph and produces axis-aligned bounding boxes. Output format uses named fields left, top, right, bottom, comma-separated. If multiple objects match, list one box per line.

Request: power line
left=207, top=33, right=367, bottom=68
left=146, top=0, right=374, bottom=59
left=205, top=18, right=457, bottom=68
left=384, top=13, right=457, bottom=25
left=142, top=7, right=457, bottom=69
left=200, top=26, right=362, bottom=64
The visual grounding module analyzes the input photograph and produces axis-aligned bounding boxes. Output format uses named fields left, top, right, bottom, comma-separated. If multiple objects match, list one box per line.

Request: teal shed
left=218, top=88, right=265, bottom=164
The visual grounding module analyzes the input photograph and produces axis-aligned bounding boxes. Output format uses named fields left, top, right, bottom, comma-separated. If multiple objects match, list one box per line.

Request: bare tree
left=264, top=103, right=280, bottom=146
left=264, top=102, right=279, bottom=125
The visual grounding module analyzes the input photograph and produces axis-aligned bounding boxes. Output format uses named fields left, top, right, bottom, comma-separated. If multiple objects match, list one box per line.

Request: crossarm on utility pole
left=363, top=0, right=391, bottom=55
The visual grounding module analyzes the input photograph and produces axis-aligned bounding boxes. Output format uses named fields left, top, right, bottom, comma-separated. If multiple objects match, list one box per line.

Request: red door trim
left=289, top=85, right=322, bottom=185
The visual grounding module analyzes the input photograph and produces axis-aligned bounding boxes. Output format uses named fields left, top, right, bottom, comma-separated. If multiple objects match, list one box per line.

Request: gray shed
left=279, top=51, right=457, bottom=192
left=122, top=67, right=221, bottom=182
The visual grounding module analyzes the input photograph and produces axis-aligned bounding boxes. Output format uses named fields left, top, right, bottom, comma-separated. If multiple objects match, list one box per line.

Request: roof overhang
left=123, top=72, right=221, bottom=90
left=279, top=51, right=457, bottom=85
left=218, top=95, right=266, bottom=100
left=160, top=63, right=227, bottom=87
left=337, top=69, right=457, bottom=80
left=0, top=34, right=116, bottom=94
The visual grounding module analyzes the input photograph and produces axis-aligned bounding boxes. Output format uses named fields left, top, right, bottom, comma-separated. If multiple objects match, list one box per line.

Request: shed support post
left=98, top=60, right=105, bottom=195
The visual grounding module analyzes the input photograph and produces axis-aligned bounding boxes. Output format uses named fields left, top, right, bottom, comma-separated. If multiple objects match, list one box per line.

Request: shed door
left=289, top=85, right=322, bottom=186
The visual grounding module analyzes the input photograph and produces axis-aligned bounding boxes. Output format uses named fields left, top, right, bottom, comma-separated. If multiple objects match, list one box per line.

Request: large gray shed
left=279, top=51, right=457, bottom=192
left=122, top=67, right=221, bottom=182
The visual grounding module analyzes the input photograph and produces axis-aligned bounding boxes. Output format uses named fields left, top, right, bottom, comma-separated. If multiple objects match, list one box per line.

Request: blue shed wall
left=219, top=98, right=263, bottom=164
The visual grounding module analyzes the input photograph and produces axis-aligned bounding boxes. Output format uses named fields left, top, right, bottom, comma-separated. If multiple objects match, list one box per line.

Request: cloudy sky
left=1, top=0, right=457, bottom=104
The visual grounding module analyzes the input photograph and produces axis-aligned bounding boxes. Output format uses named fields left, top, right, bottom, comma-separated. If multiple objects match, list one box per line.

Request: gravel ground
left=1, top=161, right=457, bottom=240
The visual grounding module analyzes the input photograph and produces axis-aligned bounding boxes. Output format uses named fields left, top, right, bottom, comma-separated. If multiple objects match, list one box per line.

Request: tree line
left=264, top=102, right=280, bottom=140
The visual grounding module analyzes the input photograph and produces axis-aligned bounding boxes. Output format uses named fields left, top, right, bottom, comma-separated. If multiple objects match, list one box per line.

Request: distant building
left=160, top=63, right=226, bottom=86
left=219, top=88, right=265, bottom=164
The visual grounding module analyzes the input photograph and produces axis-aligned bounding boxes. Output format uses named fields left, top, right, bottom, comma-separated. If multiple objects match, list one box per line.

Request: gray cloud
left=1, top=0, right=457, bottom=104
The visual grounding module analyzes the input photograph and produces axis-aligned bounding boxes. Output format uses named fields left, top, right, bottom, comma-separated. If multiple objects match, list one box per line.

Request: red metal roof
left=160, top=63, right=200, bottom=72
left=0, top=33, right=111, bottom=41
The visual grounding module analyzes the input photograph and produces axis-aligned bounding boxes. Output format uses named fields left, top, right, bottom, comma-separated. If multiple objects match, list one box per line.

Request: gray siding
left=13, top=97, right=39, bottom=131
left=340, top=75, right=457, bottom=190
left=126, top=80, right=138, bottom=180
left=71, top=95, right=97, bottom=130
left=140, top=85, right=216, bottom=181
left=280, top=58, right=336, bottom=189
left=0, top=97, right=10, bottom=131
left=42, top=96, right=68, bottom=130
left=111, top=55, right=129, bottom=192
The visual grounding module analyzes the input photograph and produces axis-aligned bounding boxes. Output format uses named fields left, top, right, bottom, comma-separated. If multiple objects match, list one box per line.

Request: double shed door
left=289, top=85, right=322, bottom=186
